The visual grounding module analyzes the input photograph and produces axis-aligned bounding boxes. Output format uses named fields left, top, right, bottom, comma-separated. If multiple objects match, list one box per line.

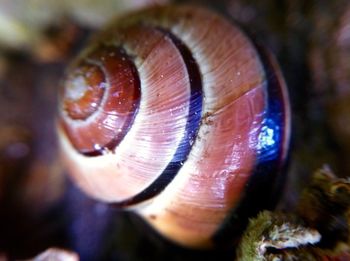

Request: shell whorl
left=58, top=5, right=290, bottom=248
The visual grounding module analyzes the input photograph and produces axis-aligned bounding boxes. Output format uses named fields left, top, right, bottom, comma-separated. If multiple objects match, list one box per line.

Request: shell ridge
left=112, top=27, right=203, bottom=207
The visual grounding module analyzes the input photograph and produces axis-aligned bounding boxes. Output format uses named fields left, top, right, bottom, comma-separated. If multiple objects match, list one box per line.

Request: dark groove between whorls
left=83, top=46, right=141, bottom=157
left=112, top=27, right=203, bottom=207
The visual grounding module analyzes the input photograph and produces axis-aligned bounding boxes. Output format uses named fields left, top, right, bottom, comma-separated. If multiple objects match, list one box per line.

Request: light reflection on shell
left=58, top=5, right=291, bottom=248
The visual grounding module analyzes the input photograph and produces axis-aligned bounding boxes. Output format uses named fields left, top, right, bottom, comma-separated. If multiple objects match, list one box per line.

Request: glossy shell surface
left=58, top=5, right=290, bottom=247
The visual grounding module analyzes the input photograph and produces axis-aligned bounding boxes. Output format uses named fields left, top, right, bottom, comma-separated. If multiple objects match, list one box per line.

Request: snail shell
left=58, top=5, right=290, bottom=248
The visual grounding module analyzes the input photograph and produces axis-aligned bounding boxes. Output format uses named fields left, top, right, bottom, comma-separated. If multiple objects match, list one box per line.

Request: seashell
left=57, top=5, right=291, bottom=248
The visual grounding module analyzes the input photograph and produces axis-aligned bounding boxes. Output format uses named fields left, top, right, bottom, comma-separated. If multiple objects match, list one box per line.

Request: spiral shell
left=58, top=5, right=290, bottom=248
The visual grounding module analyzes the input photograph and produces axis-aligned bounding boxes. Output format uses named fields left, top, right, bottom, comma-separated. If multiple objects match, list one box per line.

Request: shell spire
left=58, top=5, right=290, bottom=248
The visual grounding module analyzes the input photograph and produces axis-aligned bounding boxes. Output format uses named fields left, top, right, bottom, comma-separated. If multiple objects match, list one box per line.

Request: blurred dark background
left=0, top=0, right=349, bottom=260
